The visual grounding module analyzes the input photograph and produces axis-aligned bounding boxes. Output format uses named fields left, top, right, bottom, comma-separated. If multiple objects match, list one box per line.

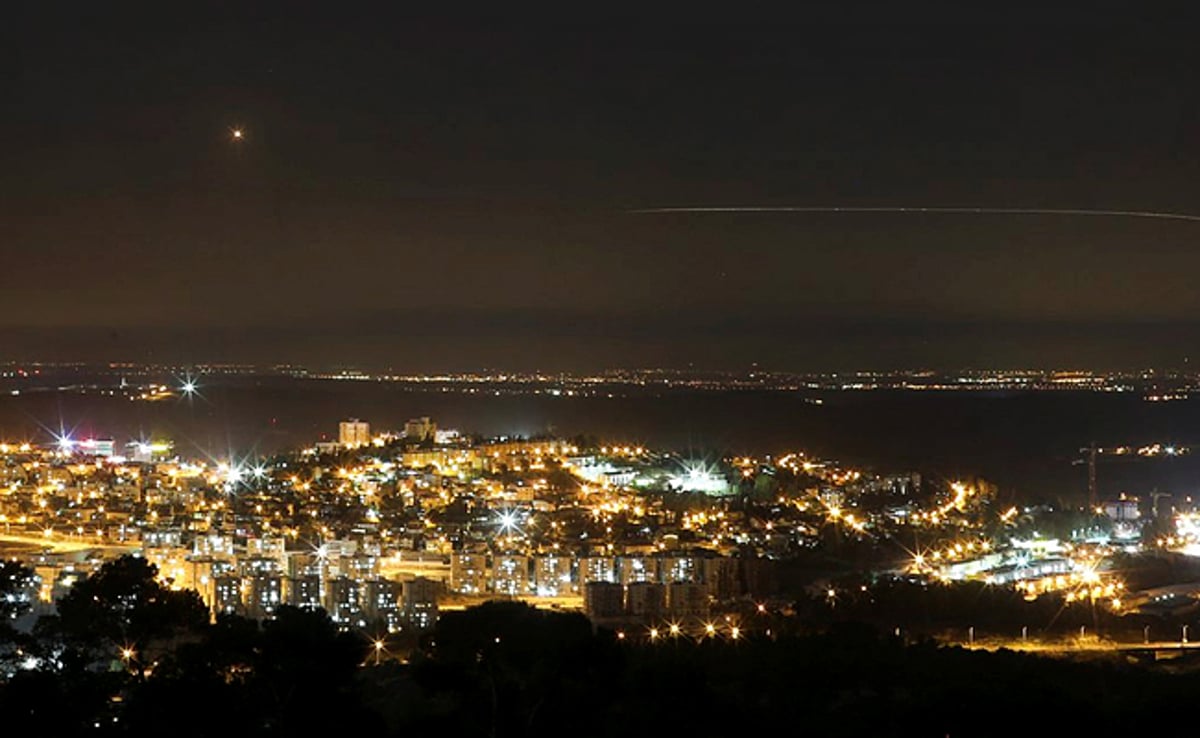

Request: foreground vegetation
left=3, top=556, right=1200, bottom=735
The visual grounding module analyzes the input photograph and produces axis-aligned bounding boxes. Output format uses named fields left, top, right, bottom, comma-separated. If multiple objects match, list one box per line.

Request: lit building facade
left=339, top=419, right=371, bottom=448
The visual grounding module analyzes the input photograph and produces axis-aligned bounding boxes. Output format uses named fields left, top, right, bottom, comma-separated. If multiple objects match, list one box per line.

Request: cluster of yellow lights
left=646, top=620, right=743, bottom=641
left=940, top=481, right=974, bottom=515
left=904, top=482, right=983, bottom=529
left=1158, top=513, right=1200, bottom=550
left=1013, top=568, right=1124, bottom=605
left=823, top=504, right=869, bottom=533
left=586, top=496, right=641, bottom=516
left=133, top=385, right=174, bottom=401
left=599, top=446, right=642, bottom=456
left=826, top=470, right=862, bottom=485
left=776, top=452, right=871, bottom=488
left=1114, top=443, right=1188, bottom=457
left=682, top=510, right=727, bottom=530
left=776, top=452, right=821, bottom=474
left=911, top=539, right=992, bottom=570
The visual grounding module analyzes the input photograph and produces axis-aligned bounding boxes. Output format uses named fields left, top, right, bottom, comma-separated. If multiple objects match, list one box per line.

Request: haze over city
left=6, top=8, right=1200, bottom=370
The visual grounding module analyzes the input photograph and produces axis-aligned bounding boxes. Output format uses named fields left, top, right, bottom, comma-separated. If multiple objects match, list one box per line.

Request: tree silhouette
left=0, top=561, right=36, bottom=622
left=420, top=600, right=621, bottom=736
left=48, top=554, right=207, bottom=665
left=0, top=561, right=37, bottom=676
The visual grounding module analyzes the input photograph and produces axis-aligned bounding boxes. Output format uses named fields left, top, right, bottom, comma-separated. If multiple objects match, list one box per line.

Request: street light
left=120, top=645, right=136, bottom=675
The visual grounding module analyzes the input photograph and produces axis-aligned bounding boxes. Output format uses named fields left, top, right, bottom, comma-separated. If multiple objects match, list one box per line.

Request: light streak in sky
left=628, top=206, right=1200, bottom=224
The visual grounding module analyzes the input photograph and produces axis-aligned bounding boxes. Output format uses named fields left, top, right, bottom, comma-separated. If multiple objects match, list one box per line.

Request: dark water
left=2, top=379, right=1199, bottom=504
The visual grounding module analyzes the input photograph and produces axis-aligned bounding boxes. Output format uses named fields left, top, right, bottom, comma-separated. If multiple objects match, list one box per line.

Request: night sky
left=5, top=8, right=1200, bottom=371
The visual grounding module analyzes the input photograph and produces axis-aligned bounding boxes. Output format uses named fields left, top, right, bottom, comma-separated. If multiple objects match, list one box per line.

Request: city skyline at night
left=8, top=8, right=1200, bottom=735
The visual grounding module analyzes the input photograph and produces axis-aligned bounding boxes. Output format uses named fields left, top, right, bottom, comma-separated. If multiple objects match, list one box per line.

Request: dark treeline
left=2, top=556, right=1198, bottom=736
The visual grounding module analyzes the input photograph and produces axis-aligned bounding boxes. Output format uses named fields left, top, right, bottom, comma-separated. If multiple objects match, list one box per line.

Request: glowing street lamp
left=120, top=645, right=137, bottom=673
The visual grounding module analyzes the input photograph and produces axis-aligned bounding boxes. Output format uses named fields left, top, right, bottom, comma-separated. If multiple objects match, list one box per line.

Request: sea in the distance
left=2, top=377, right=1199, bottom=506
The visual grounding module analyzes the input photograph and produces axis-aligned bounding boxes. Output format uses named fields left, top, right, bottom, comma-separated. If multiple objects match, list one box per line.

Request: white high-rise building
left=339, top=419, right=370, bottom=447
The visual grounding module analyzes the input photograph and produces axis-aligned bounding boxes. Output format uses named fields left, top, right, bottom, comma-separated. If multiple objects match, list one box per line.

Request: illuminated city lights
left=0, top=408, right=1177, bottom=664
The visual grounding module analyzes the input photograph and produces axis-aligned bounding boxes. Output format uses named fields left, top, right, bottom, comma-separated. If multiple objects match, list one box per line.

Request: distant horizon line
left=629, top=205, right=1200, bottom=224
left=0, top=361, right=1194, bottom=376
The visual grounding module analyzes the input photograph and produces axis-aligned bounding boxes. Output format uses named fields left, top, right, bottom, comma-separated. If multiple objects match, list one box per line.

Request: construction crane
left=1075, top=442, right=1191, bottom=510
left=1083, top=443, right=1097, bottom=510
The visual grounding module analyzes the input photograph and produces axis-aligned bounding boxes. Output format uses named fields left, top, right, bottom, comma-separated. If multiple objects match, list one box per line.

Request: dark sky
left=5, top=7, right=1200, bottom=371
